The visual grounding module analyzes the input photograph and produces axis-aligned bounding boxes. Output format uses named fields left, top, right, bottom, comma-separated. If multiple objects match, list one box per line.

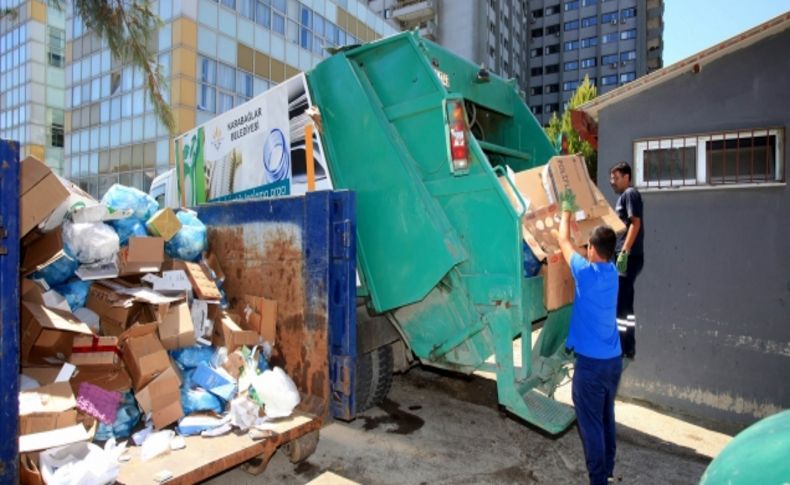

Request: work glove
left=616, top=250, right=629, bottom=274
left=559, top=189, right=578, bottom=213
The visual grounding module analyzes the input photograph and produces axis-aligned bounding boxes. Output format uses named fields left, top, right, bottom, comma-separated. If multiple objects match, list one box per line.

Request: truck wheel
left=356, top=344, right=394, bottom=412
left=283, top=430, right=319, bottom=464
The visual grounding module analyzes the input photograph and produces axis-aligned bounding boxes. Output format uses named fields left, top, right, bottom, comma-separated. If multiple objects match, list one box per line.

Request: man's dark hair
left=610, top=161, right=632, bottom=180
left=590, top=225, right=616, bottom=261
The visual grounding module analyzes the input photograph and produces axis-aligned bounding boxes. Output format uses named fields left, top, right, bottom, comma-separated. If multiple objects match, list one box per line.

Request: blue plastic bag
left=522, top=242, right=542, bottom=278
left=101, top=184, right=159, bottom=221
left=30, top=245, right=79, bottom=287
left=94, top=392, right=141, bottom=441
left=110, top=217, right=148, bottom=246
left=52, top=279, right=93, bottom=311
left=170, top=346, right=215, bottom=371
left=165, top=211, right=207, bottom=261
left=181, top=386, right=224, bottom=416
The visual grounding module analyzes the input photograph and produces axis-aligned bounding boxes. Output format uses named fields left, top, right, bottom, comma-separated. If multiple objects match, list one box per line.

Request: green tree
left=545, top=75, right=597, bottom=180
left=2, top=1, right=174, bottom=133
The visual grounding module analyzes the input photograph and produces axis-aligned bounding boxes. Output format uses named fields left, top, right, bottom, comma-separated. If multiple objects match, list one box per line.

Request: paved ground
left=206, top=365, right=731, bottom=485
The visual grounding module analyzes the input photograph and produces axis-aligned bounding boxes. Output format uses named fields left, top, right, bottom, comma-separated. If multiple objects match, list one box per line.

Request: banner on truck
left=174, top=74, right=332, bottom=205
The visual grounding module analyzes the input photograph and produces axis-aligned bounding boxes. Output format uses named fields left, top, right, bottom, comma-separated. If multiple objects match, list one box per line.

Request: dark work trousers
left=616, top=253, right=644, bottom=318
left=572, top=355, right=623, bottom=485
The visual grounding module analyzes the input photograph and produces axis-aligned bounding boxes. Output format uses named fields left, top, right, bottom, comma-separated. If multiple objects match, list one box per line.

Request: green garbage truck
left=151, top=31, right=579, bottom=434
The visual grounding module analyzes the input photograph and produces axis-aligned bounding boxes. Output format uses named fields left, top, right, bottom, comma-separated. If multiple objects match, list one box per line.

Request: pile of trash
left=18, top=157, right=297, bottom=484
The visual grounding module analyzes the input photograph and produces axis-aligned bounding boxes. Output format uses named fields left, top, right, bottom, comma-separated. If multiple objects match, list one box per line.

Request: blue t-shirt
left=566, top=252, right=621, bottom=359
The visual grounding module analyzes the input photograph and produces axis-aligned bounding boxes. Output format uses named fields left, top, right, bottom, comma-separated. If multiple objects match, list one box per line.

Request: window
left=565, top=40, right=579, bottom=51
left=601, top=74, right=617, bottom=85
left=545, top=24, right=560, bottom=35
left=564, top=20, right=579, bottom=31
left=619, top=71, right=636, bottom=83
left=531, top=8, right=544, bottom=18
left=602, top=32, right=619, bottom=43
left=239, top=0, right=255, bottom=20
left=530, top=86, right=543, bottom=95
left=563, top=80, right=579, bottom=91
left=544, top=64, right=559, bottom=74
left=621, top=7, right=637, bottom=20
left=531, top=67, right=543, bottom=77
left=601, top=54, right=618, bottom=65
left=545, top=5, right=560, bottom=15
left=220, top=0, right=235, bottom=9
left=530, top=47, right=543, bottom=58
left=564, top=60, right=578, bottom=71
left=581, top=57, right=596, bottom=68
left=47, top=27, right=65, bottom=68
left=545, top=83, right=560, bottom=93
left=255, top=1, right=271, bottom=27
left=620, top=50, right=636, bottom=62
left=531, top=28, right=543, bottom=38
left=601, top=11, right=618, bottom=24
left=581, top=36, right=597, bottom=48
left=545, top=44, right=560, bottom=55
left=545, top=103, right=559, bottom=113
left=272, top=13, right=286, bottom=35
left=582, top=0, right=597, bottom=6
left=620, top=29, right=637, bottom=40
left=634, top=129, right=784, bottom=188
left=531, top=105, right=543, bottom=115
left=581, top=16, right=597, bottom=27
left=48, top=109, right=64, bottom=147
left=564, top=1, right=579, bottom=11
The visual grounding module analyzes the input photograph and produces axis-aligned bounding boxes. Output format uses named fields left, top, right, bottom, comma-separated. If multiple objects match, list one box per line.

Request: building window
left=581, top=36, right=598, bottom=48
left=620, top=50, right=637, bottom=62
left=581, top=16, right=597, bottom=28
left=564, top=60, right=578, bottom=71
left=545, top=103, right=560, bottom=113
left=564, top=40, right=579, bottom=51
left=531, top=8, right=544, bottom=18
left=563, top=80, right=579, bottom=91
left=564, top=1, right=579, bottom=11
left=633, top=128, right=784, bottom=188
left=564, top=20, right=579, bottom=31
left=602, top=32, right=619, bottom=43
left=544, top=64, right=559, bottom=74
left=601, top=11, right=618, bottom=24
left=531, top=28, right=544, bottom=38
left=531, top=67, right=543, bottom=77
left=601, top=54, right=618, bottom=66
left=545, top=44, right=560, bottom=55
left=620, top=29, right=637, bottom=40
left=621, top=7, right=637, bottom=20
left=600, top=74, right=617, bottom=85
left=545, top=24, right=561, bottom=35
left=619, top=71, right=636, bottom=83
left=47, top=27, right=65, bottom=68
left=545, top=5, right=560, bottom=15
left=545, top=83, right=560, bottom=94
left=530, top=86, right=543, bottom=95
left=531, top=105, right=543, bottom=115
left=48, top=109, right=64, bottom=148
left=581, top=57, right=596, bottom=68
left=531, top=48, right=543, bottom=58
left=582, top=0, right=597, bottom=6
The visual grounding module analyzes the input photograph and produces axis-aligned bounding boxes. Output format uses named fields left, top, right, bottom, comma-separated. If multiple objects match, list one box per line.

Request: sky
left=663, top=0, right=790, bottom=65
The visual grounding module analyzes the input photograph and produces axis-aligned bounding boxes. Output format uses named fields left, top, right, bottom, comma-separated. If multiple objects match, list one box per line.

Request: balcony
left=392, top=0, right=436, bottom=24
left=418, top=19, right=437, bottom=40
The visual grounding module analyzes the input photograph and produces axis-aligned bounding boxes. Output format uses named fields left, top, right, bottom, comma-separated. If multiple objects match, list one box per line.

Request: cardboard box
left=118, top=237, right=164, bottom=276
left=157, top=301, right=196, bottom=350
left=146, top=208, right=182, bottom=241
left=204, top=252, right=225, bottom=284
left=213, top=312, right=259, bottom=352
left=541, top=155, right=602, bottom=220
left=221, top=349, right=246, bottom=380
left=18, top=382, right=78, bottom=435
left=165, top=260, right=222, bottom=300
left=86, top=283, right=139, bottom=337
left=71, top=365, right=133, bottom=394
left=120, top=324, right=170, bottom=391
left=239, top=295, right=277, bottom=343
left=542, top=252, right=575, bottom=311
left=143, top=270, right=193, bottom=294
left=20, top=157, right=70, bottom=237
left=133, top=362, right=183, bottom=429
left=499, top=165, right=550, bottom=212
left=20, top=230, right=75, bottom=277
left=190, top=299, right=216, bottom=341
left=21, top=302, right=93, bottom=365
left=191, top=363, right=237, bottom=401
left=69, top=335, right=120, bottom=367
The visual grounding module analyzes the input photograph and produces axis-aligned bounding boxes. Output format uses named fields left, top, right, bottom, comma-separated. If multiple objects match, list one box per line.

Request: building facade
left=368, top=0, right=529, bottom=92
left=0, top=0, right=67, bottom=174
left=582, top=14, right=789, bottom=430
left=61, top=0, right=396, bottom=197
left=525, top=0, right=663, bottom=125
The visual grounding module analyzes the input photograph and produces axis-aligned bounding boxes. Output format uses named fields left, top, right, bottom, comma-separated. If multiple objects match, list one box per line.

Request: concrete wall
left=595, top=28, right=790, bottom=430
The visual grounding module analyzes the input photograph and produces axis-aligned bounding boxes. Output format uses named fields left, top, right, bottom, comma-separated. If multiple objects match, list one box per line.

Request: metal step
left=521, top=390, right=576, bottom=434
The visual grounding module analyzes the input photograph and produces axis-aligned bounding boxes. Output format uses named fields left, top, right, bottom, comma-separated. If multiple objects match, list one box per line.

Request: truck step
left=521, top=390, right=576, bottom=435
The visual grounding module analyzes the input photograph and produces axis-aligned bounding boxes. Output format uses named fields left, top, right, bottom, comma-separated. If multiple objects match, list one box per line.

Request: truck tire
left=282, top=430, right=319, bottom=464
left=355, top=344, right=394, bottom=412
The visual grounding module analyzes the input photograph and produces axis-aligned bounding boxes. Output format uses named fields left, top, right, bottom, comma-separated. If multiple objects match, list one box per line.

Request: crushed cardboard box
left=18, top=382, right=78, bottom=435
left=238, top=295, right=277, bottom=343
left=20, top=157, right=70, bottom=237
left=133, top=361, right=183, bottom=429
left=213, top=312, right=259, bottom=352
left=86, top=283, right=140, bottom=337
left=118, top=237, right=164, bottom=276
left=165, top=260, right=222, bottom=301
left=119, top=324, right=170, bottom=391
left=20, top=229, right=73, bottom=277
left=157, top=301, right=196, bottom=350
left=21, top=302, right=93, bottom=365
left=146, top=208, right=182, bottom=241
left=70, top=335, right=120, bottom=367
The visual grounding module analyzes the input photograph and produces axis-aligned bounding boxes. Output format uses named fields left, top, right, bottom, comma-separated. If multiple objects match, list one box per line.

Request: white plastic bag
left=229, top=396, right=260, bottom=431
left=39, top=439, right=125, bottom=485
left=250, top=367, right=300, bottom=418
left=39, top=177, right=99, bottom=233
left=140, top=430, right=175, bottom=462
left=62, top=222, right=120, bottom=264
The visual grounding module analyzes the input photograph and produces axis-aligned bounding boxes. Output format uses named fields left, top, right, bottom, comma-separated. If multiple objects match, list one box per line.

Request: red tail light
left=448, top=101, right=468, bottom=171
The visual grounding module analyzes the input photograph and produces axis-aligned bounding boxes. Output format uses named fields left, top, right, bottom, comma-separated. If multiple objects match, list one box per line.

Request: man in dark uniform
left=609, top=162, right=644, bottom=359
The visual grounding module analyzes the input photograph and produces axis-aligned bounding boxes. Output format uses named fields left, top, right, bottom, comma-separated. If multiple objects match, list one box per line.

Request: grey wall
left=596, top=28, right=790, bottom=431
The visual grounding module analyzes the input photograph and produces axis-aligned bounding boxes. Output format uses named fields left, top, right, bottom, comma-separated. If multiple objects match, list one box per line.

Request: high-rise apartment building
left=0, top=0, right=67, bottom=174
left=525, top=0, right=663, bottom=125
left=61, top=0, right=396, bottom=197
left=368, top=0, right=529, bottom=92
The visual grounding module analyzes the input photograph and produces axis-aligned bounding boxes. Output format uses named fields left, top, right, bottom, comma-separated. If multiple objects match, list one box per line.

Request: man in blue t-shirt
left=555, top=189, right=622, bottom=485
